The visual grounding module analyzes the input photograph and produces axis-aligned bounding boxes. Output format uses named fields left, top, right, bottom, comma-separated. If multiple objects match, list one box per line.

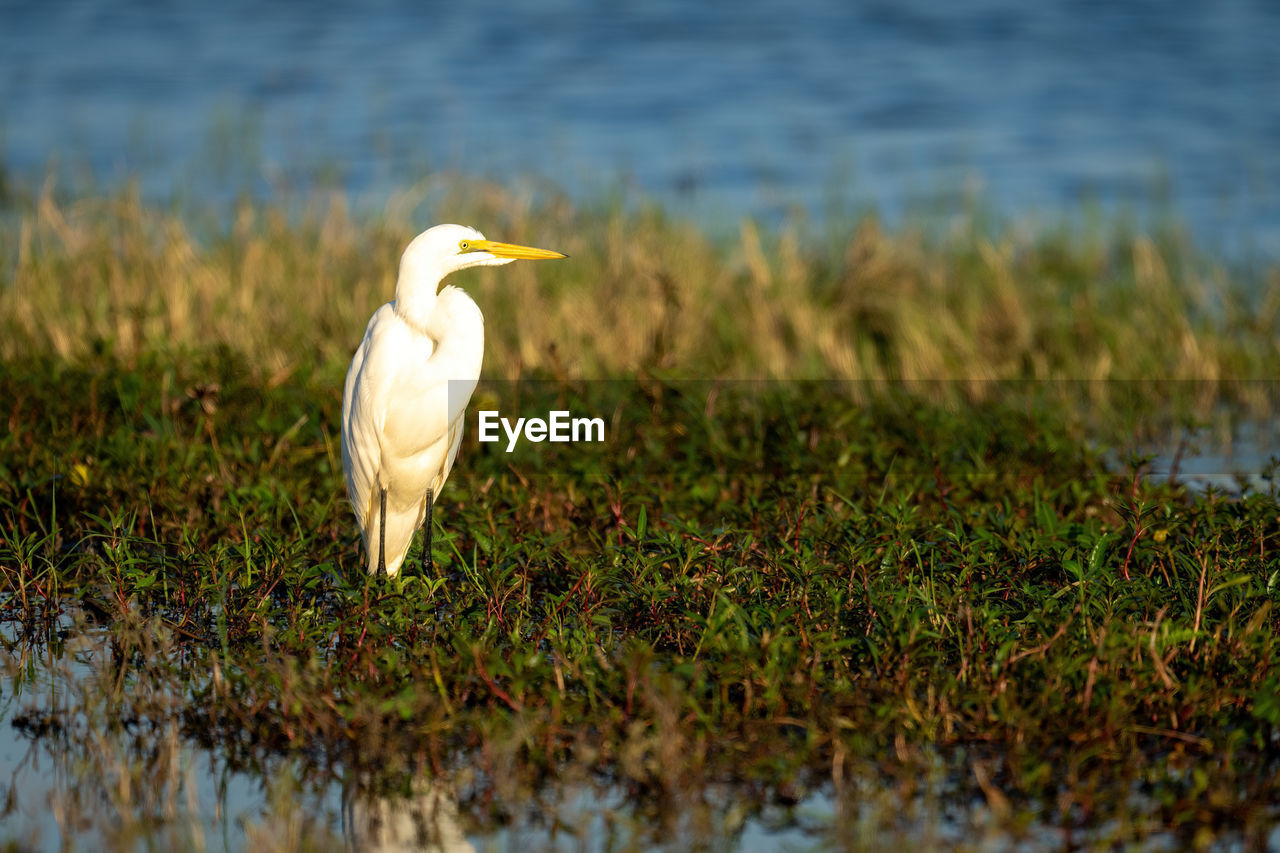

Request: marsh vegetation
left=1, top=177, right=1278, bottom=849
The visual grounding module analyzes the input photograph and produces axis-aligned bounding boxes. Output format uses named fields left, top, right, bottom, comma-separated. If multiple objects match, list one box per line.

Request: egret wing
left=436, top=411, right=466, bottom=495
left=341, top=304, right=398, bottom=533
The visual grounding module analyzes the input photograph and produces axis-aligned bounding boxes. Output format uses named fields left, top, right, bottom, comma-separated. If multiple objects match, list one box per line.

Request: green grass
left=1, top=181, right=1279, bottom=849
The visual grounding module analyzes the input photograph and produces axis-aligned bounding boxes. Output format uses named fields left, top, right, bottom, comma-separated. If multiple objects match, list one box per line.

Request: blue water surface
left=2, top=0, right=1278, bottom=252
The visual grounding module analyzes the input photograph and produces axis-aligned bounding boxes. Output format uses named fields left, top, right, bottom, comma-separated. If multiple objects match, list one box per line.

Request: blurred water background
left=2, top=0, right=1277, bottom=257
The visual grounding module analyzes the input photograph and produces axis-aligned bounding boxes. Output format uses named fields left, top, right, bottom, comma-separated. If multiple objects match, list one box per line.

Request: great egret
left=341, top=224, right=566, bottom=577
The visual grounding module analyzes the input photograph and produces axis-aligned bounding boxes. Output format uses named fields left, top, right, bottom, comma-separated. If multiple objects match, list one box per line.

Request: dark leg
left=422, top=488, right=434, bottom=573
left=377, top=488, right=387, bottom=575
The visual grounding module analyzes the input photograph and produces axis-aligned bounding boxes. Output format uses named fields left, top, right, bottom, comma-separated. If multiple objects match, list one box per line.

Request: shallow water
left=3, top=0, right=1278, bottom=255
left=0, top=634, right=841, bottom=851
left=1141, top=421, right=1278, bottom=493
left=5, top=688, right=1276, bottom=851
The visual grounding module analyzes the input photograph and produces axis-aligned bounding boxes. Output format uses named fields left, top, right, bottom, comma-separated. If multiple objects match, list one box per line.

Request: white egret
left=341, top=224, right=566, bottom=577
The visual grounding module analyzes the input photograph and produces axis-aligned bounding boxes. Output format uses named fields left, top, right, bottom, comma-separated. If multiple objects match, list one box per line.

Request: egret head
left=399, top=224, right=566, bottom=290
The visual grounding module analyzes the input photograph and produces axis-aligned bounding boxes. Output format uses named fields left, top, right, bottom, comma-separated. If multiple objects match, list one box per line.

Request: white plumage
left=341, top=224, right=565, bottom=576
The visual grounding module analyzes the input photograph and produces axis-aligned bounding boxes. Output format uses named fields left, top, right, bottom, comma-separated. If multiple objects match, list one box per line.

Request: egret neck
left=393, top=247, right=446, bottom=336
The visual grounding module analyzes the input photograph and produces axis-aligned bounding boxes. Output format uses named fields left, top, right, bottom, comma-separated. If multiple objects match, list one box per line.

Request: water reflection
left=343, top=775, right=475, bottom=853
left=0, top=615, right=212, bottom=848
left=1136, top=419, right=1278, bottom=493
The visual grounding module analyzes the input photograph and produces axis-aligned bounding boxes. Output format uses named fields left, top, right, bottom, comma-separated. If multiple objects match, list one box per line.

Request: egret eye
left=458, top=240, right=471, bottom=252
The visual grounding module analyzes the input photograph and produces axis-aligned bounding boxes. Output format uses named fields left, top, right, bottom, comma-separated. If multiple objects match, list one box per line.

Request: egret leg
left=422, top=489, right=434, bottom=573
left=377, top=488, right=387, bottom=576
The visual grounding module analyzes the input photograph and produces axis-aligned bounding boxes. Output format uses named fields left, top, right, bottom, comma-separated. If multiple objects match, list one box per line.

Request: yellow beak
left=469, top=239, right=567, bottom=261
